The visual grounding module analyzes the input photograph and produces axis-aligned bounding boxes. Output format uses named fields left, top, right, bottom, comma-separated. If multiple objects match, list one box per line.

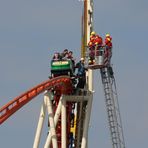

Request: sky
left=0, top=0, right=148, bottom=147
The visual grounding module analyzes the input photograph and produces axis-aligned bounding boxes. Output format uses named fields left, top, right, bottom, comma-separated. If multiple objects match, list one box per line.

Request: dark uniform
left=76, top=58, right=86, bottom=89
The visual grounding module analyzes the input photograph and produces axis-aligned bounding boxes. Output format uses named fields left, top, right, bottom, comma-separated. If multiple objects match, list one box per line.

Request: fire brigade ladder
left=100, top=67, right=125, bottom=148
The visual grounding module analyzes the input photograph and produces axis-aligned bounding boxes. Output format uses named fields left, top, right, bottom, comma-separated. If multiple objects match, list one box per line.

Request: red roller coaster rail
left=0, top=76, right=72, bottom=125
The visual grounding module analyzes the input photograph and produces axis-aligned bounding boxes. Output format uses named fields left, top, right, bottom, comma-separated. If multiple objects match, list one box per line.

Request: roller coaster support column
left=81, top=70, right=93, bottom=148
left=61, top=98, right=67, bottom=148
left=81, top=94, right=93, bottom=148
left=33, top=91, right=58, bottom=148
left=33, top=94, right=47, bottom=148
left=88, top=69, right=93, bottom=91
left=46, top=92, right=58, bottom=148
left=44, top=95, right=63, bottom=148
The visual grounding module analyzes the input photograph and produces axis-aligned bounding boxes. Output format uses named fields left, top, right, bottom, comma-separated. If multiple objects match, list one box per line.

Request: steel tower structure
left=0, top=1, right=125, bottom=148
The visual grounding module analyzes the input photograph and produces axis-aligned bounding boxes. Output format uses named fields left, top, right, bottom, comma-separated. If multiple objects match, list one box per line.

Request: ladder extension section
left=100, top=67, right=125, bottom=148
left=0, top=76, right=72, bottom=125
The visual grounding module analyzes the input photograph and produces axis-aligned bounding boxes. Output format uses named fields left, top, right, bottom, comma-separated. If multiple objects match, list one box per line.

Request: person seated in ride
left=52, top=52, right=60, bottom=61
left=60, top=49, right=69, bottom=59
left=68, top=51, right=74, bottom=60
left=62, top=52, right=69, bottom=60
left=104, top=33, right=112, bottom=60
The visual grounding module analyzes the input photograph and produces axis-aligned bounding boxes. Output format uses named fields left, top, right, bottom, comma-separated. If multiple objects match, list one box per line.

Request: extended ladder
left=100, top=66, right=125, bottom=148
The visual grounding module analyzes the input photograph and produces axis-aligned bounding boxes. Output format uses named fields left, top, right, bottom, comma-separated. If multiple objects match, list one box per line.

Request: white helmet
left=81, top=58, right=84, bottom=61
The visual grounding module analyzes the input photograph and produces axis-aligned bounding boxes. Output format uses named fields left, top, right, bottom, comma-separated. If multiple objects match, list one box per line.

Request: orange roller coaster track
left=0, top=76, right=72, bottom=125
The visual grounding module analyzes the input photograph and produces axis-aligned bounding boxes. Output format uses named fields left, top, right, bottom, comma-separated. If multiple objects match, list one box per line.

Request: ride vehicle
left=51, top=59, right=74, bottom=77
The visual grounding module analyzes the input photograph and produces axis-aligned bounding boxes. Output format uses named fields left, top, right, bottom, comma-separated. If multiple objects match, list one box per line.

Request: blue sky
left=0, top=0, right=148, bottom=147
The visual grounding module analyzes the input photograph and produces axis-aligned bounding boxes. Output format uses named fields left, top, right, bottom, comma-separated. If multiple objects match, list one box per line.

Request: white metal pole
left=76, top=102, right=83, bottom=147
left=81, top=0, right=94, bottom=147
left=88, top=69, right=93, bottom=92
left=85, top=70, right=89, bottom=90
left=87, top=0, right=94, bottom=92
left=46, top=93, right=58, bottom=148
left=81, top=94, right=93, bottom=148
left=61, top=98, right=67, bottom=148
left=33, top=97, right=47, bottom=148
left=44, top=96, right=62, bottom=148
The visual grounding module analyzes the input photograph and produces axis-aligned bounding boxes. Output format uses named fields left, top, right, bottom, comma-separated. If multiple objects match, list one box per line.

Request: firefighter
left=104, top=33, right=113, bottom=63
left=94, top=35, right=103, bottom=57
left=88, top=31, right=96, bottom=64
left=88, top=31, right=96, bottom=49
left=90, top=31, right=96, bottom=40
left=105, top=33, right=112, bottom=49
left=95, top=35, right=103, bottom=47
left=88, top=31, right=103, bottom=64
left=106, top=33, right=112, bottom=40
